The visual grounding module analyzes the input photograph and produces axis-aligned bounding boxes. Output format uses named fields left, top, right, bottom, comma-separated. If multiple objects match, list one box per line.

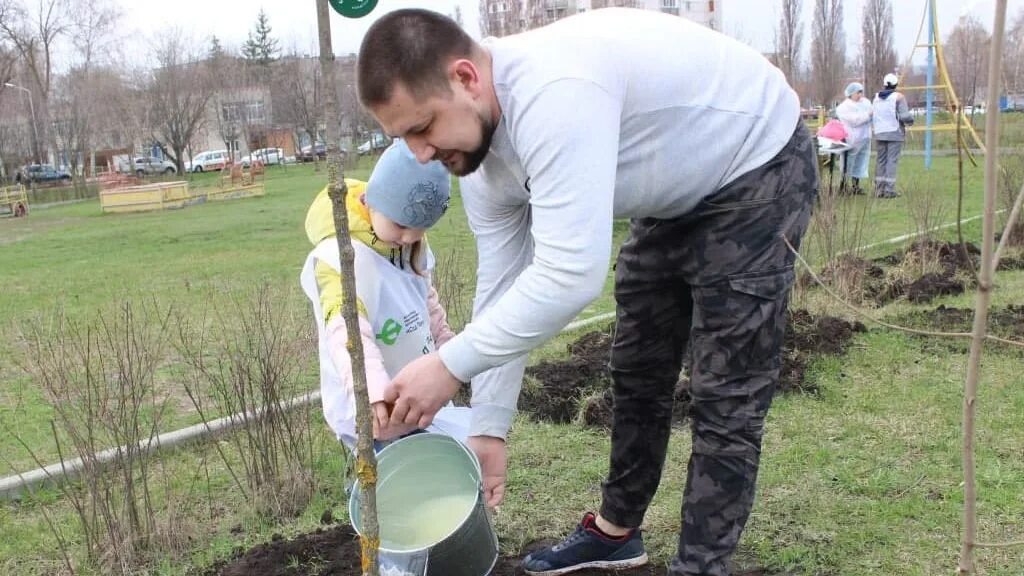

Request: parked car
left=238, top=147, right=285, bottom=168
left=184, top=150, right=229, bottom=173
left=124, top=156, right=176, bottom=176
left=357, top=133, right=392, bottom=156
left=299, top=143, right=348, bottom=162
left=299, top=143, right=327, bottom=162
left=15, top=164, right=71, bottom=184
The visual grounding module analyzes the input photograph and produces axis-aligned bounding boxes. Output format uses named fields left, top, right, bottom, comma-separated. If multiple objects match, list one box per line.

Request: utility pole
left=5, top=82, right=41, bottom=165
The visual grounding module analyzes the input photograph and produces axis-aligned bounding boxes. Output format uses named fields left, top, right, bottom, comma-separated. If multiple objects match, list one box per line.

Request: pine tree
left=209, top=35, right=225, bottom=60
left=242, top=9, right=279, bottom=67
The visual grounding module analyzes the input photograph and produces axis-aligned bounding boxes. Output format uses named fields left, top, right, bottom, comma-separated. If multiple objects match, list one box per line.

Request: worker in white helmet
left=871, top=73, right=914, bottom=198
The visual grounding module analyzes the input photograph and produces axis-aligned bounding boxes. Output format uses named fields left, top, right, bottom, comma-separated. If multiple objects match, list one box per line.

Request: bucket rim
left=349, top=433, right=486, bottom=554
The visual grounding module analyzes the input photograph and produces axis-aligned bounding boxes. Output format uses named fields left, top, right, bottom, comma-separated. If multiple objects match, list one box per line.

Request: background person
left=872, top=73, right=914, bottom=199
left=835, top=81, right=872, bottom=195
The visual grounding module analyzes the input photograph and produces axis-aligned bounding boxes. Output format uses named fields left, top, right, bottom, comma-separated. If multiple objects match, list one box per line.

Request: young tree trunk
left=316, top=2, right=379, bottom=575
left=958, top=1, right=1007, bottom=574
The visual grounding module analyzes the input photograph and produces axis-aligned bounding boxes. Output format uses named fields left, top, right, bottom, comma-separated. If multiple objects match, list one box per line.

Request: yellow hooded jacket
left=304, top=180, right=429, bottom=325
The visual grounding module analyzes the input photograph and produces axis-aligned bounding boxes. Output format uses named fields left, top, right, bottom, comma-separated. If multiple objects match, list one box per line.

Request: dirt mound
left=815, top=255, right=898, bottom=305
left=898, top=304, right=1024, bottom=342
left=905, top=272, right=966, bottom=303
left=205, top=522, right=780, bottom=576
left=523, top=311, right=866, bottom=429
left=520, top=326, right=614, bottom=425
left=867, top=240, right=980, bottom=305
left=782, top=310, right=866, bottom=394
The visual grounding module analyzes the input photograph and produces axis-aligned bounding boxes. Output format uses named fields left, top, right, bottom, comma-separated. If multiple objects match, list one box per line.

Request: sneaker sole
left=522, top=553, right=650, bottom=576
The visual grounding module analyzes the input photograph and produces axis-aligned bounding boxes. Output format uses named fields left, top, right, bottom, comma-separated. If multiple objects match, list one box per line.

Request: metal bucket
left=349, top=433, right=499, bottom=576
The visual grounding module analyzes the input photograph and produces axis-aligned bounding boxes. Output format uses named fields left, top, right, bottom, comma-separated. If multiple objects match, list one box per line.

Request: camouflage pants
left=600, top=123, right=818, bottom=576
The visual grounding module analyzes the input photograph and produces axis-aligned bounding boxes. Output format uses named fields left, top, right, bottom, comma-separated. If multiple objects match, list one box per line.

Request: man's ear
left=449, top=58, right=482, bottom=98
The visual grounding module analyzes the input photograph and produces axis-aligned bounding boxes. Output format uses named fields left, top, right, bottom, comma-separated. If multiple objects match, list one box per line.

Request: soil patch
left=205, top=522, right=780, bottom=576
left=815, top=255, right=898, bottom=305
left=520, top=325, right=615, bottom=426
left=522, top=312, right=865, bottom=430
left=873, top=240, right=979, bottom=305
left=904, top=272, right=965, bottom=304
left=781, top=310, right=866, bottom=394
left=898, top=304, right=1024, bottom=343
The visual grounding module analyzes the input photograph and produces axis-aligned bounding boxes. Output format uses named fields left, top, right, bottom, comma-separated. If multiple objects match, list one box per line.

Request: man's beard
left=444, top=113, right=496, bottom=177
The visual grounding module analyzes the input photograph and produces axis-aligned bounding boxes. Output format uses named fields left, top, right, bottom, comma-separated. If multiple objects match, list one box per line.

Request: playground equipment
left=0, top=184, right=29, bottom=217
left=98, top=160, right=265, bottom=214
left=99, top=181, right=191, bottom=213
left=900, top=0, right=985, bottom=168
left=209, top=160, right=265, bottom=201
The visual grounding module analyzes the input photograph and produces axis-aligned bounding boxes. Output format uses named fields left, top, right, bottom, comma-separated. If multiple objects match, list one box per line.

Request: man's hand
left=383, top=352, right=461, bottom=429
left=371, top=401, right=417, bottom=441
left=467, top=435, right=507, bottom=509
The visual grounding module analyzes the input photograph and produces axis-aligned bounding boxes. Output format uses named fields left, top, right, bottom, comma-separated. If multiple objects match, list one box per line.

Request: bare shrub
left=15, top=301, right=180, bottom=574
left=433, top=246, right=473, bottom=333
left=809, top=177, right=873, bottom=303
left=999, top=152, right=1024, bottom=246
left=905, top=176, right=950, bottom=254
left=175, top=284, right=318, bottom=520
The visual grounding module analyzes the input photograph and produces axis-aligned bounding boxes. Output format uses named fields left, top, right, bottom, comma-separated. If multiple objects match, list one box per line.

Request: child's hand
left=372, top=401, right=417, bottom=441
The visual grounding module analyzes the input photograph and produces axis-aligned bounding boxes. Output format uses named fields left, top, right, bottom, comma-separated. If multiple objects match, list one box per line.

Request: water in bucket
left=350, top=433, right=499, bottom=576
left=378, top=493, right=477, bottom=550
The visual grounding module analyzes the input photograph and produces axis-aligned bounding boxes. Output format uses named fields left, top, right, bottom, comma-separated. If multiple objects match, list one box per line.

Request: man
left=357, top=8, right=818, bottom=576
left=872, top=73, right=914, bottom=199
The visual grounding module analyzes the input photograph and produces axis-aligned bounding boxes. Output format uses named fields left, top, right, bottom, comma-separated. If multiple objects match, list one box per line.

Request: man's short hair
left=357, top=9, right=475, bottom=106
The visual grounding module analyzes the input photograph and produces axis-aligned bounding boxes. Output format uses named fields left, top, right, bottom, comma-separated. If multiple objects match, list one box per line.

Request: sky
left=119, top=0, right=1024, bottom=63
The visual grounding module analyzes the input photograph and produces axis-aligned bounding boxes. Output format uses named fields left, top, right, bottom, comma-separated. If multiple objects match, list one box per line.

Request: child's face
left=369, top=209, right=426, bottom=247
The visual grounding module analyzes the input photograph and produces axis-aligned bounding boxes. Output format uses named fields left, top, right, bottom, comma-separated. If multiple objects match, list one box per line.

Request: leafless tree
left=772, top=0, right=803, bottom=87
left=0, top=0, right=69, bottom=163
left=810, top=0, right=845, bottom=108
left=945, top=14, right=991, bottom=109
left=69, top=0, right=120, bottom=72
left=147, top=31, right=213, bottom=173
left=1004, top=9, right=1024, bottom=96
left=274, top=52, right=321, bottom=164
left=861, top=0, right=897, bottom=96
left=51, top=70, right=90, bottom=188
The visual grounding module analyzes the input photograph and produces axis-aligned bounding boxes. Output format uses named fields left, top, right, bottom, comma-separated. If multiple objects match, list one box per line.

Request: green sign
left=328, top=0, right=378, bottom=18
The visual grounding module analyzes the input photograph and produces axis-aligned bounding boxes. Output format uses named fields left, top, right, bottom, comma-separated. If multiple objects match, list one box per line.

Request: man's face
left=371, top=80, right=496, bottom=177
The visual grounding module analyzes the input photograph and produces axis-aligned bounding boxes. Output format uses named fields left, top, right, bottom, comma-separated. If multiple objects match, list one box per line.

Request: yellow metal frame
left=0, top=184, right=29, bottom=217
left=899, top=0, right=984, bottom=163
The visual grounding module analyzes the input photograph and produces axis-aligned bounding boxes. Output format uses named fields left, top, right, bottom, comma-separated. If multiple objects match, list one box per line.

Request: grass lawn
left=1, top=154, right=1023, bottom=575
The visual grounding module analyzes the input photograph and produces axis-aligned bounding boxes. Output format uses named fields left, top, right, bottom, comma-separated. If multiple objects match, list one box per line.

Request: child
left=299, top=139, right=469, bottom=450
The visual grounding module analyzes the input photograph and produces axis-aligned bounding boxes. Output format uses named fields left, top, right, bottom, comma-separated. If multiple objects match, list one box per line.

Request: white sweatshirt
left=836, top=98, right=873, bottom=146
left=442, top=8, right=801, bottom=437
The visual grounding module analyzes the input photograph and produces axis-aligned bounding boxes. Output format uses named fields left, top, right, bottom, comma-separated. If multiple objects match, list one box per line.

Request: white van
left=185, top=150, right=229, bottom=173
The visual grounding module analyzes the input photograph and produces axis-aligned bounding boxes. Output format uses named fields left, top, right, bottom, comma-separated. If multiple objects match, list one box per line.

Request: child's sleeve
left=316, top=259, right=390, bottom=404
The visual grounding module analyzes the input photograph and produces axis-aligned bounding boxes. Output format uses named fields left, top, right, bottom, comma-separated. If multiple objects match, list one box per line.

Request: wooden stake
left=316, top=2, right=379, bottom=575
left=958, top=1, right=1007, bottom=574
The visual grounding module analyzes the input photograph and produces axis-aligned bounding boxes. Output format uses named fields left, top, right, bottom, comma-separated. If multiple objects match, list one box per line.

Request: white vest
left=300, top=239, right=435, bottom=444
left=872, top=95, right=900, bottom=135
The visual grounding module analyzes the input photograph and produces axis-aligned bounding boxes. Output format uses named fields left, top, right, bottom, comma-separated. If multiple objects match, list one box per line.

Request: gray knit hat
left=365, top=139, right=451, bottom=229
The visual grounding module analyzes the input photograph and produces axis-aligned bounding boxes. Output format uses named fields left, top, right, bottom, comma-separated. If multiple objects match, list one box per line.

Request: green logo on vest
left=328, top=0, right=378, bottom=18
left=376, top=319, right=402, bottom=345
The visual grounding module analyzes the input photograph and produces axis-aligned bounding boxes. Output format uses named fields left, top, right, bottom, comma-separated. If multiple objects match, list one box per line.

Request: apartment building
left=481, top=0, right=721, bottom=37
